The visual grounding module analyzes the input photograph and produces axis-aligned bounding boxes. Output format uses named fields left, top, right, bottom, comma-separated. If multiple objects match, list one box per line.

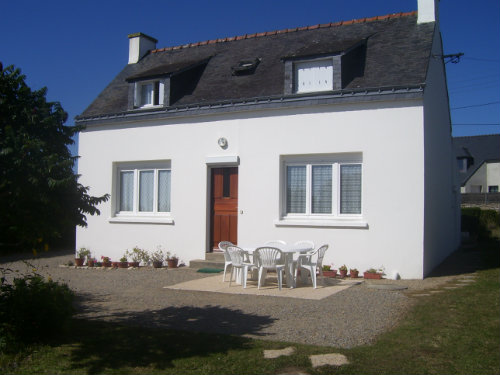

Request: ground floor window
left=283, top=155, right=362, bottom=218
left=115, top=162, right=171, bottom=216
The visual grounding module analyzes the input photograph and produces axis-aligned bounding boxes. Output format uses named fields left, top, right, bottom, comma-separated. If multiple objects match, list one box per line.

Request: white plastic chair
left=218, top=241, right=233, bottom=282
left=294, top=244, right=329, bottom=288
left=226, top=246, right=255, bottom=288
left=254, top=247, right=285, bottom=290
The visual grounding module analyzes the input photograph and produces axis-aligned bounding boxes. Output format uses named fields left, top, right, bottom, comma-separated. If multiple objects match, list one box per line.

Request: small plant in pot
left=150, top=248, right=164, bottom=268
left=119, top=255, right=129, bottom=268
left=339, top=264, right=348, bottom=278
left=87, top=257, right=96, bottom=267
left=364, top=266, right=385, bottom=280
left=126, top=246, right=148, bottom=267
left=76, top=247, right=91, bottom=267
left=101, top=256, right=111, bottom=267
left=322, top=264, right=337, bottom=278
left=166, top=252, right=179, bottom=269
left=350, top=268, right=359, bottom=278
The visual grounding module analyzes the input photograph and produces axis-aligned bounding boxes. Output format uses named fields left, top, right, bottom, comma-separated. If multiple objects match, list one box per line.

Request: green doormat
left=197, top=268, right=224, bottom=273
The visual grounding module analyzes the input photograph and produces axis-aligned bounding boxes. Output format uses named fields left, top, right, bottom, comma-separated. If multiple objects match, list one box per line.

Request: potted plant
left=125, top=246, right=148, bottom=268
left=166, top=252, right=179, bottom=269
left=87, top=257, right=96, bottom=267
left=350, top=268, right=359, bottom=278
left=101, top=256, right=112, bottom=268
left=150, top=248, right=164, bottom=268
left=363, top=267, right=384, bottom=280
left=76, top=247, right=91, bottom=267
left=118, top=255, right=129, bottom=268
left=322, top=265, right=337, bottom=278
left=339, top=264, right=348, bottom=278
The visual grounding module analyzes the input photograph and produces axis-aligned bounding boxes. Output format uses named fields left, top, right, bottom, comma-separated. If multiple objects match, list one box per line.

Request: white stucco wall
left=77, top=98, right=429, bottom=278
left=422, top=25, right=461, bottom=276
left=487, top=162, right=500, bottom=190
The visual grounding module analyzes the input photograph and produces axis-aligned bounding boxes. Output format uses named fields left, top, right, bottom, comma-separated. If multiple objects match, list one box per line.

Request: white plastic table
left=242, top=243, right=313, bottom=288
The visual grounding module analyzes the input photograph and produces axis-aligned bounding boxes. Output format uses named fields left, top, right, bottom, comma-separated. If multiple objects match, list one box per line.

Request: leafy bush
left=0, top=271, right=74, bottom=352
left=461, top=208, right=500, bottom=240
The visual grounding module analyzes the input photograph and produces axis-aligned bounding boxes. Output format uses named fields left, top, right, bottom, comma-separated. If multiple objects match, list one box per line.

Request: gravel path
left=0, top=248, right=476, bottom=348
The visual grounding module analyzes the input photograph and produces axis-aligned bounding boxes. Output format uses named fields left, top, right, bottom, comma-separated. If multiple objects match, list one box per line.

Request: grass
left=1, top=240, right=499, bottom=375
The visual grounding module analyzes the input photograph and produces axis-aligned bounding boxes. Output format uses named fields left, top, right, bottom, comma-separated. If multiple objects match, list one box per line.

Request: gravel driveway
left=0, top=248, right=475, bottom=348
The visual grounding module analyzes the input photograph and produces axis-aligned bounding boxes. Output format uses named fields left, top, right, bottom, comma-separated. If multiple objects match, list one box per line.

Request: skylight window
left=231, top=58, right=261, bottom=75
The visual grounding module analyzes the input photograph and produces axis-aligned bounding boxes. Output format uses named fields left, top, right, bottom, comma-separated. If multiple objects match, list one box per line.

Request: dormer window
left=135, top=80, right=164, bottom=108
left=294, top=59, right=333, bottom=93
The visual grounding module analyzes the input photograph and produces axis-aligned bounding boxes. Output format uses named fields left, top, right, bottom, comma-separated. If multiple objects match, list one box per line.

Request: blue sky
left=1, top=0, right=499, bottom=157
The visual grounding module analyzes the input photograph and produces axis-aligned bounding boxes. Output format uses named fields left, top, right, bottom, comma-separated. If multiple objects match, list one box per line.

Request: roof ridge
left=151, top=10, right=417, bottom=54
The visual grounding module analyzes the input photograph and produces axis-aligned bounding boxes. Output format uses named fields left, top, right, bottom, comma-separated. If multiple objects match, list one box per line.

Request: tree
left=0, top=63, right=109, bottom=253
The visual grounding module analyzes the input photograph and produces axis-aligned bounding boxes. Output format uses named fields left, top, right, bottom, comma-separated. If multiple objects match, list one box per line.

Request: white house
left=454, top=134, right=500, bottom=194
left=75, top=0, right=460, bottom=279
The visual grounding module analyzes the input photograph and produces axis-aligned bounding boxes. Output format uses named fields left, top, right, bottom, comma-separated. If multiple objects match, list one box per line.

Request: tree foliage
left=0, top=63, right=109, bottom=252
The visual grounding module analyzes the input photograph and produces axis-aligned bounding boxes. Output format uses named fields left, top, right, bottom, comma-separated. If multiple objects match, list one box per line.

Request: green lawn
left=1, top=240, right=499, bottom=375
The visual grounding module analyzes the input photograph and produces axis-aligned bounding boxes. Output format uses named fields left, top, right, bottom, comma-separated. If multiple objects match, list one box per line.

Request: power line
left=451, top=101, right=500, bottom=110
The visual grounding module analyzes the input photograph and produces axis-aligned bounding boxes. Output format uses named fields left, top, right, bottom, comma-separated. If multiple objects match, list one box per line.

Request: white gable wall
left=77, top=99, right=427, bottom=278
left=422, top=25, right=461, bottom=276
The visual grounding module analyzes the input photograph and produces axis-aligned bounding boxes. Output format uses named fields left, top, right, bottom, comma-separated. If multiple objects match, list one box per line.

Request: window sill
left=108, top=216, right=174, bottom=225
left=274, top=217, right=368, bottom=228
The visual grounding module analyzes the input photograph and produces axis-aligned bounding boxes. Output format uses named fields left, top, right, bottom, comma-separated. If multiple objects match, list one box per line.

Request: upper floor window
left=135, top=80, right=164, bottom=108
left=294, top=59, right=333, bottom=93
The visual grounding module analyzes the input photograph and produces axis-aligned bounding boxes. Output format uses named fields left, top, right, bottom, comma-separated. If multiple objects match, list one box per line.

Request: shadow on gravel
left=426, top=239, right=500, bottom=278
left=0, top=248, right=73, bottom=264
left=63, top=317, right=258, bottom=374
left=75, top=298, right=277, bottom=338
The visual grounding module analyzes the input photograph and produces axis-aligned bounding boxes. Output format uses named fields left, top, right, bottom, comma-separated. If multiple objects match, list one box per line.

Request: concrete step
left=205, top=252, right=225, bottom=261
left=189, top=259, right=225, bottom=269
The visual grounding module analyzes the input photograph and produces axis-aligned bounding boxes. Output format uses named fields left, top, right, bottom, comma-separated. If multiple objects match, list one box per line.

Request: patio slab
left=164, top=275, right=361, bottom=300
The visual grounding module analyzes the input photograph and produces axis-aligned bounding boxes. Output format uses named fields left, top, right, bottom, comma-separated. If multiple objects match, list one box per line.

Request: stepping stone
left=429, top=290, right=443, bottom=294
left=264, top=347, right=295, bottom=359
left=310, top=353, right=349, bottom=368
left=444, top=286, right=458, bottom=289
left=412, top=293, right=431, bottom=297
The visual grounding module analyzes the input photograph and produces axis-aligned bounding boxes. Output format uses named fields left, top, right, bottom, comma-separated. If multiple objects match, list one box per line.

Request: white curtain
left=340, top=164, right=362, bottom=214
left=120, top=171, right=134, bottom=211
left=312, top=165, right=332, bottom=213
left=157, top=170, right=171, bottom=212
left=287, top=166, right=306, bottom=213
left=139, top=170, right=154, bottom=212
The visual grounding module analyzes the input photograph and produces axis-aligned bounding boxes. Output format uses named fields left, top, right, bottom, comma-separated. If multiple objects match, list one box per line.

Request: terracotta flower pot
left=87, top=260, right=95, bottom=267
left=339, top=269, right=348, bottom=278
left=322, top=270, right=337, bottom=278
left=111, top=262, right=120, bottom=268
left=167, top=259, right=178, bottom=268
left=75, top=258, right=84, bottom=267
left=364, top=272, right=382, bottom=279
left=350, top=270, right=359, bottom=278
left=128, top=261, right=140, bottom=268
left=118, top=261, right=128, bottom=268
left=102, top=262, right=111, bottom=268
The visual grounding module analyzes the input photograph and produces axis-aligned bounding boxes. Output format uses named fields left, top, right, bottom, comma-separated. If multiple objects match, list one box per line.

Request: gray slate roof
left=453, top=134, right=500, bottom=185
left=77, top=12, right=435, bottom=121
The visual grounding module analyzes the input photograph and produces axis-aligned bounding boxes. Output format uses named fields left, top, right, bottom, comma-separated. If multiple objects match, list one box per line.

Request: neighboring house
left=75, top=0, right=460, bottom=279
left=453, top=134, right=500, bottom=194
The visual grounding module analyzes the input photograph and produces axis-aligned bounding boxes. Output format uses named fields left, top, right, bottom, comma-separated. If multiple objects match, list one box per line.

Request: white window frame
left=294, top=58, right=334, bottom=94
left=276, top=154, right=367, bottom=228
left=109, top=161, right=173, bottom=224
left=134, top=80, right=164, bottom=108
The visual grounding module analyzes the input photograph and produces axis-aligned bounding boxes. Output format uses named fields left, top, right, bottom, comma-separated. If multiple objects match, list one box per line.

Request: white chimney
left=417, top=0, right=439, bottom=24
left=128, top=33, right=158, bottom=64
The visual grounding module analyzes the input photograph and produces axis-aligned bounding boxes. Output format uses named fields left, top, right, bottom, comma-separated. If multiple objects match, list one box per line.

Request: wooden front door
left=210, top=167, right=238, bottom=250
